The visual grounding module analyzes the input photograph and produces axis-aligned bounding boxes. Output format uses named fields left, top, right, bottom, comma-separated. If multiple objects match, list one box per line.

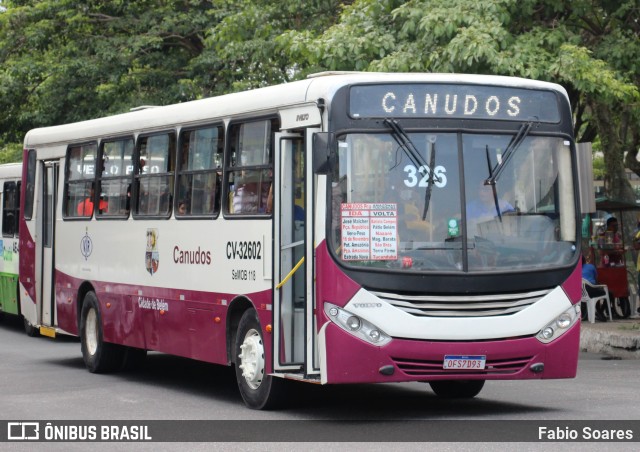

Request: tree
left=0, top=0, right=343, bottom=161
left=0, top=0, right=215, bottom=133
left=282, top=0, right=640, bottom=200
left=188, top=0, right=342, bottom=96
left=2, top=0, right=637, bottom=201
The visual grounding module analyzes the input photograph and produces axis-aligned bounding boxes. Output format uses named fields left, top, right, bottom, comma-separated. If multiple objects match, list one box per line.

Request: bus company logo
left=7, top=422, right=40, bottom=440
left=353, top=303, right=382, bottom=308
left=80, top=228, right=93, bottom=261
left=145, top=229, right=159, bottom=275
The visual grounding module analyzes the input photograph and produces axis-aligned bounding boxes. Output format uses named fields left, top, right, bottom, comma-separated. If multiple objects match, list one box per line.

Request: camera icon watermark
left=7, top=422, right=40, bottom=440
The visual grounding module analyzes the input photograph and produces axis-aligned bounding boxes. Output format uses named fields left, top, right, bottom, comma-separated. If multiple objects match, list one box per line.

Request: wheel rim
left=85, top=308, right=98, bottom=356
left=238, top=328, right=265, bottom=390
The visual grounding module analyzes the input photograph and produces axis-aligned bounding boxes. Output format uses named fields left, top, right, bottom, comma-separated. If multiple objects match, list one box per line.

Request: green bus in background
left=0, top=163, right=22, bottom=324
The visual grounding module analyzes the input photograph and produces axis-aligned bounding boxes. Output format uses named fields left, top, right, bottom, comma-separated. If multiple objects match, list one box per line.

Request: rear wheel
left=80, top=291, right=123, bottom=373
left=234, top=309, right=284, bottom=409
left=429, top=380, right=485, bottom=398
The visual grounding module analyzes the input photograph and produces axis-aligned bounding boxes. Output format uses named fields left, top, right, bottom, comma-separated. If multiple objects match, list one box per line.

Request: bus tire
left=234, top=309, right=284, bottom=410
left=80, top=292, right=123, bottom=373
left=23, top=318, right=38, bottom=337
left=429, top=380, right=485, bottom=398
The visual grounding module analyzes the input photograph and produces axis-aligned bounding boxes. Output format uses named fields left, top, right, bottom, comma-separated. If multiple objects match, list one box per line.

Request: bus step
left=39, top=326, right=56, bottom=338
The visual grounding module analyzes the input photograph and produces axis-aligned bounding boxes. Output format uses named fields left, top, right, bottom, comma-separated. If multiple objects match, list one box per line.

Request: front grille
left=392, top=356, right=533, bottom=377
left=371, top=289, right=551, bottom=317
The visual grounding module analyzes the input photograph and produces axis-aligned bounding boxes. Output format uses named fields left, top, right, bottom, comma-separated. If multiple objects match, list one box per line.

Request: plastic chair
left=581, top=279, right=613, bottom=324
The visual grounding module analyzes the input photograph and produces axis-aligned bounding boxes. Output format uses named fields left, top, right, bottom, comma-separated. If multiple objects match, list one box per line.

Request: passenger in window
left=77, top=186, right=107, bottom=216
left=178, top=200, right=188, bottom=215
left=266, top=169, right=274, bottom=214
left=138, top=183, right=150, bottom=214
left=233, top=182, right=259, bottom=214
left=159, top=186, right=172, bottom=214
left=266, top=183, right=273, bottom=214
left=126, top=184, right=132, bottom=212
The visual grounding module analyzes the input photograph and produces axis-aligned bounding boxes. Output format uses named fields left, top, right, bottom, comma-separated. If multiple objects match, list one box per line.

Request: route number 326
left=403, top=165, right=447, bottom=188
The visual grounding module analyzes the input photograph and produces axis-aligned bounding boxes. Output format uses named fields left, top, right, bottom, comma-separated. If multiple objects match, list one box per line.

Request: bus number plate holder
left=443, top=355, right=486, bottom=370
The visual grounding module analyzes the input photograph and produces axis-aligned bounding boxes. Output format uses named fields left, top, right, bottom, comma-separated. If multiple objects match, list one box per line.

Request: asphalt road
left=1, top=314, right=639, bottom=450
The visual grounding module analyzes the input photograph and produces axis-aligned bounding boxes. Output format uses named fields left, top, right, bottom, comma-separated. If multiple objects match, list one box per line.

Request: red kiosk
left=590, top=197, right=639, bottom=318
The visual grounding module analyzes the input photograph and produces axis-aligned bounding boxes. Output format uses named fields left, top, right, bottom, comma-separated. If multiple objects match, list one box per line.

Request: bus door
left=39, top=161, right=58, bottom=332
left=273, top=132, right=308, bottom=371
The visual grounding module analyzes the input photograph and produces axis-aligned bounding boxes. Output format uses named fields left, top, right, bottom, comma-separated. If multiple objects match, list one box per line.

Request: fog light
left=556, top=313, right=571, bottom=329
left=541, top=327, right=554, bottom=339
left=347, top=316, right=361, bottom=331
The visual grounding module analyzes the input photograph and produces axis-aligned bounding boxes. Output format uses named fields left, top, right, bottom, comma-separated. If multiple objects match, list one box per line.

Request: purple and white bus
left=19, top=72, right=581, bottom=409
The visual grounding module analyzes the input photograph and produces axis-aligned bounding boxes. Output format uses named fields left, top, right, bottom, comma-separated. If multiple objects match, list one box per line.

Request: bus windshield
left=329, top=132, right=577, bottom=273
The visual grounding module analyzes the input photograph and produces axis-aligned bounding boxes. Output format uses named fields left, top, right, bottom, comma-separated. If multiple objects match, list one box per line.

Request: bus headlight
left=346, top=316, right=361, bottom=331
left=536, top=304, right=580, bottom=344
left=324, top=302, right=391, bottom=346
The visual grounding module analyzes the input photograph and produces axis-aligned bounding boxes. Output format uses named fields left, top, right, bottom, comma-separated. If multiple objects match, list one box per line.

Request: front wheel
left=234, top=309, right=284, bottom=409
left=80, top=291, right=123, bottom=373
left=429, top=380, right=485, bottom=398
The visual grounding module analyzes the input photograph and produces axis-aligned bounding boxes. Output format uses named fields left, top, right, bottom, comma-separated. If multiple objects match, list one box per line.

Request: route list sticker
left=341, top=203, right=398, bottom=261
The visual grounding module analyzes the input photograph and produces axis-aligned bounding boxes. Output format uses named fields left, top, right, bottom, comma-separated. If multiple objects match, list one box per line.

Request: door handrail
left=276, top=256, right=305, bottom=290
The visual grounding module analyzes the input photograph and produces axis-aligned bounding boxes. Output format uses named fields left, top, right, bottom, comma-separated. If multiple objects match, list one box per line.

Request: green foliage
left=0, top=0, right=219, bottom=145
left=0, top=142, right=22, bottom=164
left=0, top=0, right=638, bottom=202
left=283, top=0, right=639, bottom=199
left=0, top=0, right=343, bottom=150
left=592, top=154, right=605, bottom=180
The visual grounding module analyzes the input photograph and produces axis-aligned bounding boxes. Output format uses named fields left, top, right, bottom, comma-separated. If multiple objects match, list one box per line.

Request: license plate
left=443, top=355, right=486, bottom=370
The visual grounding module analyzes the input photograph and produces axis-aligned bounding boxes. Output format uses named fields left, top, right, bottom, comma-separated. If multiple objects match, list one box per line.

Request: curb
left=580, top=320, right=640, bottom=359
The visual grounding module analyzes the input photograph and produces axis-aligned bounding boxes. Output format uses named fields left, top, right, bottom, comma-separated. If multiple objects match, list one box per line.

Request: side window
left=2, top=181, right=18, bottom=237
left=24, top=150, right=36, bottom=220
left=226, top=118, right=278, bottom=216
left=64, top=143, right=98, bottom=218
left=176, top=126, right=223, bottom=217
left=97, top=138, right=134, bottom=218
left=134, top=132, right=176, bottom=217
left=15, top=181, right=21, bottom=237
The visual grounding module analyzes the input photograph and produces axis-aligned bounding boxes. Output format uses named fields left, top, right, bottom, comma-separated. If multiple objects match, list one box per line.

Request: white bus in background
left=20, top=72, right=582, bottom=409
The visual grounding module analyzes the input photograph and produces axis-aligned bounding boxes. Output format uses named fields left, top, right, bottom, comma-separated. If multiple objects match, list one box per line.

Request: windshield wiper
left=483, top=119, right=536, bottom=221
left=484, top=144, right=503, bottom=221
left=384, top=119, right=427, bottom=170
left=422, top=139, right=438, bottom=220
left=484, top=119, right=535, bottom=186
left=384, top=119, right=441, bottom=219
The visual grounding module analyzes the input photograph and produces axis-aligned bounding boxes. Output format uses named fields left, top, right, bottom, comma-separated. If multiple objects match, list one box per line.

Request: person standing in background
left=633, top=220, right=640, bottom=314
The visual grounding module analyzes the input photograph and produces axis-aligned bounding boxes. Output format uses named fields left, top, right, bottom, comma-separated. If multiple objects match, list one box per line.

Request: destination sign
left=349, top=84, right=561, bottom=122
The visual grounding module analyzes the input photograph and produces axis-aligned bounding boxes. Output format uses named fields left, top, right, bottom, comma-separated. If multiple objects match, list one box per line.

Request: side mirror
left=312, top=132, right=333, bottom=174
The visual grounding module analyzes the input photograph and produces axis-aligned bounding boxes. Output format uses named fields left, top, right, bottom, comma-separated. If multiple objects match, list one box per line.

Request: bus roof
left=0, top=162, right=22, bottom=179
left=24, top=72, right=568, bottom=148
